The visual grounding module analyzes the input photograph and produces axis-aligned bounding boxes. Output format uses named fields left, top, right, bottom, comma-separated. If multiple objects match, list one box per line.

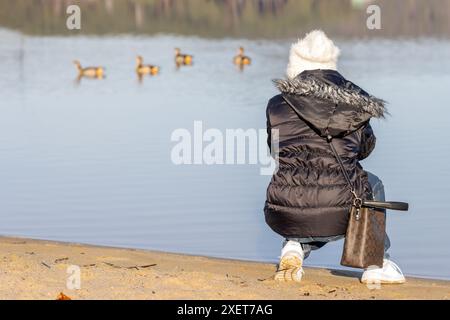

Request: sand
left=0, top=236, right=448, bottom=300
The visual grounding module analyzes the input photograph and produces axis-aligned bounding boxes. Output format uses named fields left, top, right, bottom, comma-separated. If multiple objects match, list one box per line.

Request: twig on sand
left=257, top=277, right=272, bottom=282
left=82, top=263, right=97, bottom=268
left=102, top=262, right=157, bottom=270
left=41, top=262, right=51, bottom=269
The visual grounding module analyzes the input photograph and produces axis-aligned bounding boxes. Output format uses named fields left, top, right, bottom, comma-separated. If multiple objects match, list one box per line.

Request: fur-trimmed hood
left=273, top=70, right=387, bottom=137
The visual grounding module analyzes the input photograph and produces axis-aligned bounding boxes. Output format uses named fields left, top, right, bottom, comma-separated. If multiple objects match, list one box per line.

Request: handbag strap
left=363, top=200, right=409, bottom=211
left=326, top=134, right=363, bottom=208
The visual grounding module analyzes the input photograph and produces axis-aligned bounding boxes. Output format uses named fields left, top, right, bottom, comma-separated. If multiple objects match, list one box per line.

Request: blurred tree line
left=0, top=0, right=448, bottom=38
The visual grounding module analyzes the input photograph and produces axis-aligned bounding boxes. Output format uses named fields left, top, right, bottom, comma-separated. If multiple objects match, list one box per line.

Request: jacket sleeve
left=358, top=122, right=376, bottom=161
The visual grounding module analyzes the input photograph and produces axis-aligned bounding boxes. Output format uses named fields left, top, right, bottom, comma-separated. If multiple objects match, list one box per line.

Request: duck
left=174, top=48, right=193, bottom=66
left=233, top=47, right=252, bottom=66
left=135, top=56, right=160, bottom=76
left=73, top=60, right=105, bottom=78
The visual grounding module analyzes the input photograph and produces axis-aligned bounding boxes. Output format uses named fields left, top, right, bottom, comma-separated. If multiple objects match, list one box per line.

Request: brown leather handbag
left=326, top=135, right=409, bottom=269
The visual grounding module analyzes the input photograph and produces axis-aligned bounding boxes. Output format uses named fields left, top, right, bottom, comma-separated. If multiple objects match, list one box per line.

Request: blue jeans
left=285, top=171, right=391, bottom=259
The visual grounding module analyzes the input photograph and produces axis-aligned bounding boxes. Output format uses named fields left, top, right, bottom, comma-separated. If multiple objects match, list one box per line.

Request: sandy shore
left=0, top=236, right=448, bottom=300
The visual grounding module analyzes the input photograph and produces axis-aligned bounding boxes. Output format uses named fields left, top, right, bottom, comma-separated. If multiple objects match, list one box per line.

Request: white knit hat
left=286, top=30, right=341, bottom=79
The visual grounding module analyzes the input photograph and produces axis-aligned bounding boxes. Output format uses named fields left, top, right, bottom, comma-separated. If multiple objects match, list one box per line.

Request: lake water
left=1, top=28, right=449, bottom=280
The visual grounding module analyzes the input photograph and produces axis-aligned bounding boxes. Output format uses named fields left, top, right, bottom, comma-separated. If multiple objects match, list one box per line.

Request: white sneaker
left=361, top=259, right=406, bottom=285
left=274, top=241, right=304, bottom=282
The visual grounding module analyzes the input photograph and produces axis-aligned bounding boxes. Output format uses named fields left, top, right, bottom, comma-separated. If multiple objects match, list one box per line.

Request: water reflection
left=1, top=0, right=449, bottom=38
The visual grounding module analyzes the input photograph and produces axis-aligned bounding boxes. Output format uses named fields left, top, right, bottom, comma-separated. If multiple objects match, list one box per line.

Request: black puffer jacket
left=264, top=69, right=386, bottom=238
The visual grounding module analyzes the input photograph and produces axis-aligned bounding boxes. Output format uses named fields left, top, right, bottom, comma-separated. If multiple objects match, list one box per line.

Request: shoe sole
left=274, top=267, right=303, bottom=282
left=361, top=278, right=406, bottom=285
left=275, top=255, right=303, bottom=282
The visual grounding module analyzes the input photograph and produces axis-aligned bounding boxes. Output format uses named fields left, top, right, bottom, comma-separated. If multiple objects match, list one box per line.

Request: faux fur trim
left=274, top=77, right=387, bottom=118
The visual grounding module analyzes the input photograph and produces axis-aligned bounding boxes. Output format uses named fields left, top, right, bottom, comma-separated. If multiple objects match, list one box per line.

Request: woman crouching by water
left=264, top=30, right=405, bottom=284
